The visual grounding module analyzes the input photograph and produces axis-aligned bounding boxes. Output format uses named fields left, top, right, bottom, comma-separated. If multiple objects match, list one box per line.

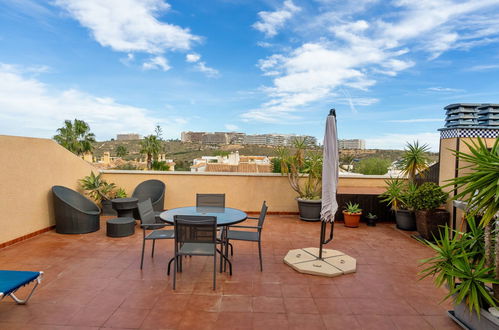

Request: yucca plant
left=399, top=141, right=430, bottom=183
left=448, top=137, right=499, bottom=227
left=278, top=137, right=322, bottom=200
left=344, top=202, right=362, bottom=214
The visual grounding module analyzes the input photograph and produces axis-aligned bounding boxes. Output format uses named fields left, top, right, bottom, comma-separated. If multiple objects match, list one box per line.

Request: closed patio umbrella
left=319, top=109, right=338, bottom=258
left=283, top=109, right=356, bottom=277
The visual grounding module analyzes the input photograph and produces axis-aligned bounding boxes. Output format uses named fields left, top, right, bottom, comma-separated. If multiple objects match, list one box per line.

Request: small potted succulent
left=366, top=212, right=377, bottom=227
left=342, top=202, right=362, bottom=228
left=412, top=182, right=449, bottom=240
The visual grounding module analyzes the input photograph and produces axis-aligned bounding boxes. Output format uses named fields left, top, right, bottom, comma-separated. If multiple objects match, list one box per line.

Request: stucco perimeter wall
left=0, top=135, right=96, bottom=245
left=101, top=171, right=391, bottom=213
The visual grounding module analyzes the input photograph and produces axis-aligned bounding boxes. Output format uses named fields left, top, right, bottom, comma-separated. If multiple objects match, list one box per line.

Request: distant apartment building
left=116, top=133, right=141, bottom=141
left=338, top=139, right=366, bottom=150
left=180, top=131, right=317, bottom=147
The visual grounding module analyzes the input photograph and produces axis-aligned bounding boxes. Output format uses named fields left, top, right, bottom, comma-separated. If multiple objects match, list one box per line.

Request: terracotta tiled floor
left=0, top=216, right=459, bottom=329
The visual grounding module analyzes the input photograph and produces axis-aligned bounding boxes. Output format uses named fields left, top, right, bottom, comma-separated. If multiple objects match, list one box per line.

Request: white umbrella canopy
left=320, top=109, right=339, bottom=223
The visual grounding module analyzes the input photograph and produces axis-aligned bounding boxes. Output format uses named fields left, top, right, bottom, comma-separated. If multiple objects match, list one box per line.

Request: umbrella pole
left=319, top=221, right=326, bottom=259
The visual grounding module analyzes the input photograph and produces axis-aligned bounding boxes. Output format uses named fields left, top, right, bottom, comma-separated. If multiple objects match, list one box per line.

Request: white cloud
left=388, top=118, right=443, bottom=123
left=225, top=124, right=239, bottom=131
left=194, top=62, right=219, bottom=78
left=427, top=87, right=463, bottom=92
left=253, top=0, right=301, bottom=38
left=467, top=64, right=499, bottom=71
left=186, top=53, right=201, bottom=63
left=0, top=63, right=187, bottom=140
left=53, top=0, right=200, bottom=69
left=366, top=132, right=440, bottom=151
left=143, top=56, right=171, bottom=71
left=244, top=0, right=499, bottom=122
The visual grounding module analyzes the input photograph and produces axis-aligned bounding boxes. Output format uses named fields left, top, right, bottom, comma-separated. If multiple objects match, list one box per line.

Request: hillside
left=92, top=140, right=438, bottom=171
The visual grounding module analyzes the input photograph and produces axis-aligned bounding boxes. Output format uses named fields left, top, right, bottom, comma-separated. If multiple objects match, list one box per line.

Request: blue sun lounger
left=0, top=270, right=43, bottom=304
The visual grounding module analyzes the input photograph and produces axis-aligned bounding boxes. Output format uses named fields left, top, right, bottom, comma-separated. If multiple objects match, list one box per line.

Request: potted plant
left=412, top=182, right=449, bottom=241
left=278, top=138, right=323, bottom=221
left=342, top=202, right=362, bottom=228
left=420, top=137, right=499, bottom=329
left=379, top=178, right=417, bottom=230
left=366, top=212, right=377, bottom=226
left=79, top=171, right=125, bottom=215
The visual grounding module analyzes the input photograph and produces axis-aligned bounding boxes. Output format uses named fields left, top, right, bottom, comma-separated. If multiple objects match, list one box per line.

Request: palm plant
left=53, top=119, right=95, bottom=155
left=399, top=141, right=430, bottom=183
left=140, top=135, right=161, bottom=170
left=278, top=137, right=322, bottom=200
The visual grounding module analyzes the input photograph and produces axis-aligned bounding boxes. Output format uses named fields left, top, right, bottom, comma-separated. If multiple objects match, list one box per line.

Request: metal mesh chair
left=137, top=199, right=174, bottom=269
left=52, top=186, right=100, bottom=234
left=196, top=193, right=225, bottom=208
left=167, top=215, right=231, bottom=290
left=133, top=180, right=166, bottom=220
left=227, top=201, right=268, bottom=271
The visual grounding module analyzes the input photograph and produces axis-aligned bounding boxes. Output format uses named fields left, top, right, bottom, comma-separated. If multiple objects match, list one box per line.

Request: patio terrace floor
left=0, top=215, right=459, bottom=329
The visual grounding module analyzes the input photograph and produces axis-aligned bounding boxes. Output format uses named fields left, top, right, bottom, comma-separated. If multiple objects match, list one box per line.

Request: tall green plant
left=140, top=135, right=161, bottom=170
left=419, top=218, right=498, bottom=315
left=116, top=145, right=128, bottom=157
left=53, top=119, right=95, bottom=155
left=447, top=137, right=499, bottom=226
left=399, top=141, right=430, bottom=183
left=278, top=137, right=322, bottom=200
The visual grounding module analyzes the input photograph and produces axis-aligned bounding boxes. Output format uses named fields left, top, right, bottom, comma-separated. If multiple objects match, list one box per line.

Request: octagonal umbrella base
left=284, top=248, right=356, bottom=277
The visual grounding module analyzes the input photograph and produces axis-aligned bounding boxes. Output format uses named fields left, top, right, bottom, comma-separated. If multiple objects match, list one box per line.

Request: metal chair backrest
left=137, top=199, right=156, bottom=225
left=196, top=194, right=225, bottom=208
left=258, top=201, right=268, bottom=229
left=173, top=215, right=217, bottom=245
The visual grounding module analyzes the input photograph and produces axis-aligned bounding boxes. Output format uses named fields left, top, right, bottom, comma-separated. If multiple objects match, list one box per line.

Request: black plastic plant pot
left=366, top=217, right=377, bottom=227
left=395, top=210, right=416, bottom=231
left=296, top=198, right=322, bottom=222
left=101, top=200, right=117, bottom=216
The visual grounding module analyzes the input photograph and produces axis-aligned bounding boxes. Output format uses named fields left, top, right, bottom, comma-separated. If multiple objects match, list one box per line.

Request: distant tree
left=155, top=125, right=163, bottom=139
left=53, top=119, right=95, bottom=155
left=214, top=150, right=230, bottom=157
left=271, top=157, right=282, bottom=173
left=116, top=145, right=128, bottom=157
left=355, top=157, right=391, bottom=175
left=140, top=135, right=161, bottom=170
left=152, top=160, right=169, bottom=171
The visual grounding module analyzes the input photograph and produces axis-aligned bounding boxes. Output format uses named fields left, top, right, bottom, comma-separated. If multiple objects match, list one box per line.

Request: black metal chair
left=133, top=180, right=166, bottom=219
left=196, top=193, right=233, bottom=259
left=52, top=186, right=100, bottom=234
left=196, top=193, right=225, bottom=208
left=137, top=199, right=174, bottom=269
left=167, top=215, right=231, bottom=290
left=227, top=201, right=268, bottom=271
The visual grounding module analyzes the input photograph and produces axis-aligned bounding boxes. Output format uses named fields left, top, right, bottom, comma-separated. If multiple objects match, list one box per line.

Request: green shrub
left=355, top=157, right=391, bottom=175
left=412, top=182, right=448, bottom=211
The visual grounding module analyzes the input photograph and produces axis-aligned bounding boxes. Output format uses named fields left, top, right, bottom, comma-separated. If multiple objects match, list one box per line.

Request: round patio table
left=160, top=206, right=247, bottom=274
left=159, top=206, right=247, bottom=226
left=111, top=197, right=139, bottom=218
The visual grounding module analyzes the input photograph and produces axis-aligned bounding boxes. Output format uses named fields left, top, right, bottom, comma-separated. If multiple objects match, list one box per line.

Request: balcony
left=0, top=135, right=458, bottom=329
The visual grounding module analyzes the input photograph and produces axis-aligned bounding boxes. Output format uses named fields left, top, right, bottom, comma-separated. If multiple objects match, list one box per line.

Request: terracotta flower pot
left=343, top=211, right=361, bottom=228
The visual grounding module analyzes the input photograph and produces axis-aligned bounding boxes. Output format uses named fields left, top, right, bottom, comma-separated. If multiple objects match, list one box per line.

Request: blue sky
left=1, top=0, right=499, bottom=150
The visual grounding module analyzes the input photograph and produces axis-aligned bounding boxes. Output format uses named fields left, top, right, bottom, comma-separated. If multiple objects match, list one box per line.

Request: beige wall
left=101, top=171, right=391, bottom=213
left=0, top=135, right=96, bottom=245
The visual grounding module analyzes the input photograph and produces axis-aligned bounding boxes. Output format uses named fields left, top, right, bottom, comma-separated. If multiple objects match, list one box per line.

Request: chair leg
left=258, top=240, right=263, bottom=272
left=213, top=253, right=217, bottom=290
left=173, top=255, right=177, bottom=290
left=167, top=256, right=175, bottom=275
left=217, top=249, right=232, bottom=275
left=151, top=240, right=156, bottom=257
left=229, top=242, right=233, bottom=256
left=140, top=238, right=146, bottom=269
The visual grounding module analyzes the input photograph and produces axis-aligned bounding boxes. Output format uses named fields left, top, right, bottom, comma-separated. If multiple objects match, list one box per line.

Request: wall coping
left=100, top=169, right=398, bottom=179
